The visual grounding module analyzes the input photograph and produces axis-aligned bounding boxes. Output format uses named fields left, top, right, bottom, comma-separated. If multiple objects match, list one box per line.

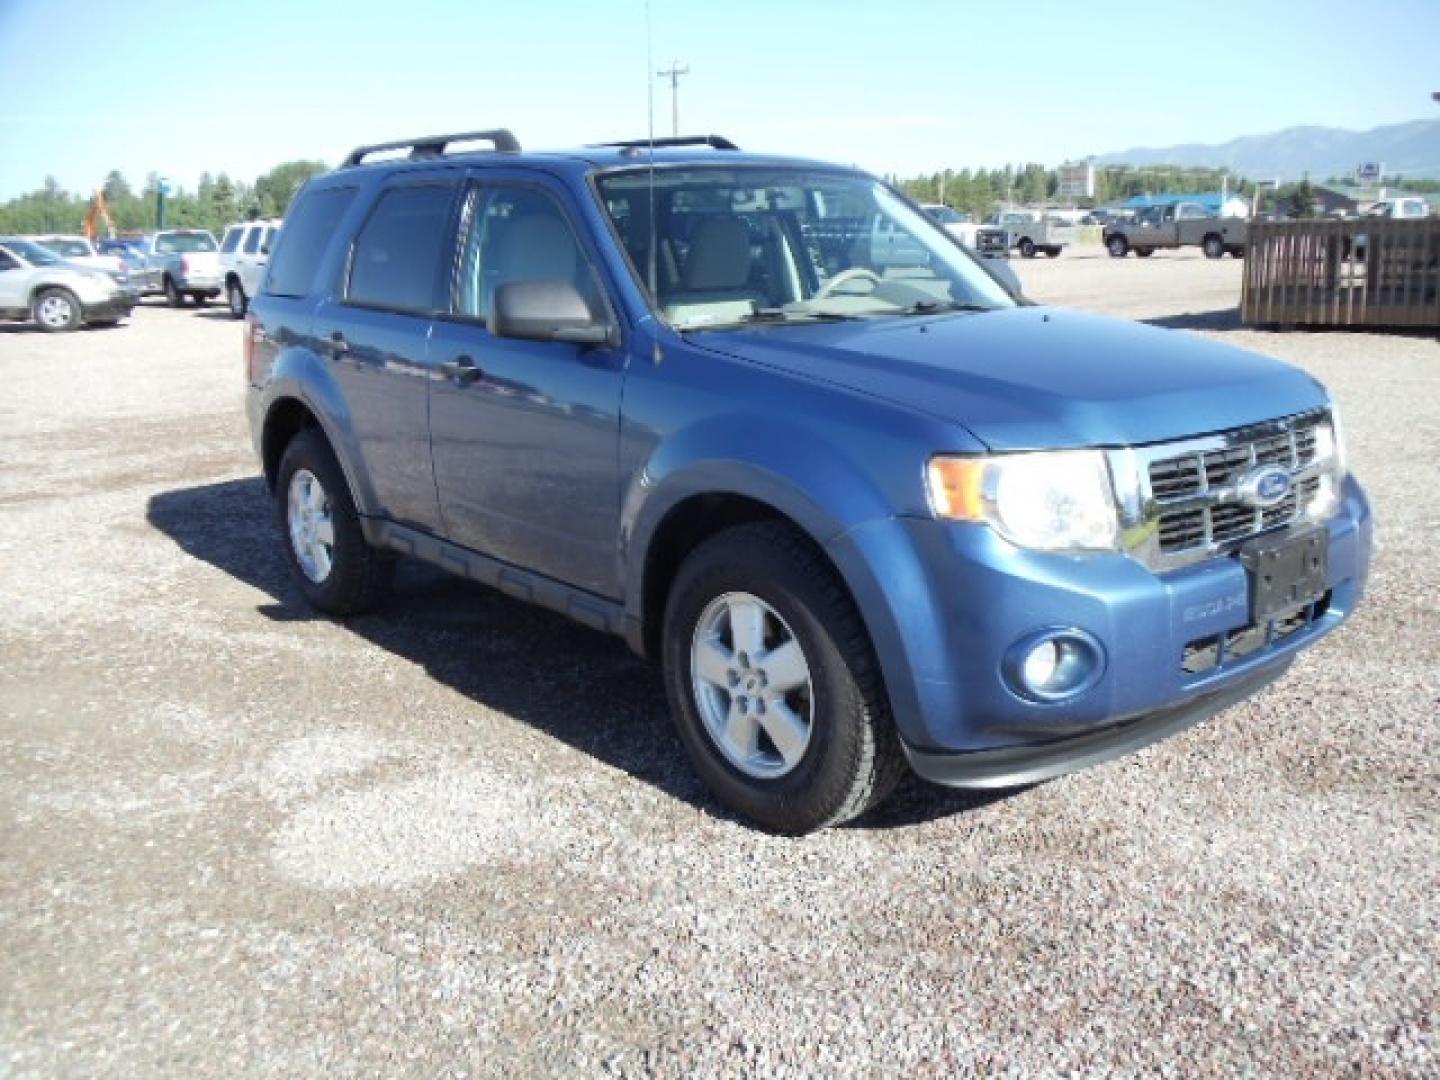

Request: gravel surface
left=1, top=252, right=1436, bottom=1076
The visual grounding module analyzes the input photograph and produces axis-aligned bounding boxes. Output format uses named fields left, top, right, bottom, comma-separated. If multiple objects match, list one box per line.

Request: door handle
left=440, top=355, right=482, bottom=385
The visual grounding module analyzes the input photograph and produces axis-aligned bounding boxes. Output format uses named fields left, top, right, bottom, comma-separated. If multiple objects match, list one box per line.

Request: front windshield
left=2, top=239, right=62, bottom=266
left=155, top=231, right=217, bottom=254
left=596, top=167, right=1014, bottom=330
left=38, top=238, right=92, bottom=258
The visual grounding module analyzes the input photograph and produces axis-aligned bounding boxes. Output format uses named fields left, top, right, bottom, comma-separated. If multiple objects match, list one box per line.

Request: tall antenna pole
left=657, top=60, right=689, bottom=137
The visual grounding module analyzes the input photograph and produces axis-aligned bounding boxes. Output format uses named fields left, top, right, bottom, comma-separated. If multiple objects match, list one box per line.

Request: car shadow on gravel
left=147, top=477, right=1021, bottom=831
left=1143, top=309, right=1244, bottom=331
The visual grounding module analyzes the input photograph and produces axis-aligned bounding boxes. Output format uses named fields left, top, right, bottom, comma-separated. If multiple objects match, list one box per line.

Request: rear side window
left=242, top=228, right=262, bottom=254
left=265, top=186, right=357, bottom=298
left=221, top=228, right=242, bottom=253
left=346, top=184, right=456, bottom=313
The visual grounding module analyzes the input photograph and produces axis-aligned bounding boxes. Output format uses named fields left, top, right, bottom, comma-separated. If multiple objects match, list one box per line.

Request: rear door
left=426, top=171, right=627, bottom=596
left=313, top=174, right=462, bottom=533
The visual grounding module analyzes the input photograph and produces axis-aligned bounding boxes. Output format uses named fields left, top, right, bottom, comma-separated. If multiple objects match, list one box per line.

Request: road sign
left=1356, top=162, right=1383, bottom=185
left=1056, top=162, right=1094, bottom=199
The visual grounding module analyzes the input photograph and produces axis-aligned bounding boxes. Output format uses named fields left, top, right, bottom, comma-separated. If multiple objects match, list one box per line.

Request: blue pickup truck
left=244, top=130, right=1371, bottom=833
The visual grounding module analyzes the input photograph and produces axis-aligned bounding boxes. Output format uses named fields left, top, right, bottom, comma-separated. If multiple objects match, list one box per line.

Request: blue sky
left=0, top=0, right=1436, bottom=198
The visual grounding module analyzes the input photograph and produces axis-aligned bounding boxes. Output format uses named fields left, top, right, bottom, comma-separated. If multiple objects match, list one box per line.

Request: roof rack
left=342, top=128, right=521, bottom=167
left=592, top=135, right=739, bottom=155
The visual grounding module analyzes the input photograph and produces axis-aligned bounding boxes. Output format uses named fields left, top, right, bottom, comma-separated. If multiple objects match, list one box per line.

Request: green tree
left=254, top=160, right=327, bottom=217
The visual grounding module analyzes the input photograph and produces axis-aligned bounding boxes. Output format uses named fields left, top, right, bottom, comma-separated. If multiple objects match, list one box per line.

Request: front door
left=313, top=175, right=462, bottom=532
left=0, top=247, right=24, bottom=310
left=428, top=176, right=626, bottom=598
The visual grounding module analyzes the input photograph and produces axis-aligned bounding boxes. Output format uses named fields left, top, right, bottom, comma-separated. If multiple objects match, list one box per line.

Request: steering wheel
left=815, top=266, right=882, bottom=300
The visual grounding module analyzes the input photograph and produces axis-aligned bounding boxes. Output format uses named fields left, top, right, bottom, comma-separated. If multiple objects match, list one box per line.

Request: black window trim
left=340, top=177, right=464, bottom=318
left=436, top=173, right=623, bottom=340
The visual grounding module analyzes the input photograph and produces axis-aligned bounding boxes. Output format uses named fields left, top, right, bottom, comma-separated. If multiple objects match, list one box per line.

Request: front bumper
left=828, top=475, right=1371, bottom=768
left=81, top=294, right=136, bottom=322
left=903, top=661, right=1288, bottom=788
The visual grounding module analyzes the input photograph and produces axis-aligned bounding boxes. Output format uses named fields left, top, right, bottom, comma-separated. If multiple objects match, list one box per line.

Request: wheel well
left=261, top=398, right=320, bottom=490
left=640, top=493, right=840, bottom=660
left=29, top=283, right=75, bottom=307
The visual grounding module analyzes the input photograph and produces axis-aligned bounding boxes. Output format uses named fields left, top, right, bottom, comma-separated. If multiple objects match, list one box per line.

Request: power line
left=656, top=60, right=689, bottom=138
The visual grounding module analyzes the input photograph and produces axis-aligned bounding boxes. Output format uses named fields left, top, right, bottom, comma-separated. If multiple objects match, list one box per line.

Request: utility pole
left=657, top=60, right=689, bottom=137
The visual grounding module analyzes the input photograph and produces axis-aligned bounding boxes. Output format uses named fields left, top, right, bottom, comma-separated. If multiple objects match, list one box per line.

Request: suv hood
left=690, top=307, right=1326, bottom=450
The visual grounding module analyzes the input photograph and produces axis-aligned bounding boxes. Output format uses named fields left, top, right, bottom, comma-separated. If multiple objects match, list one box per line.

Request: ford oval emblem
left=1241, top=465, right=1294, bottom=508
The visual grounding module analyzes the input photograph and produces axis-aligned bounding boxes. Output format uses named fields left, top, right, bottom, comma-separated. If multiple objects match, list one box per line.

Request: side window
left=347, top=184, right=457, bottom=313
left=242, top=227, right=262, bottom=254
left=454, top=185, right=603, bottom=324
left=0, top=250, right=17, bottom=271
left=263, top=227, right=278, bottom=253
left=220, top=228, right=243, bottom=254
left=264, top=186, right=357, bottom=298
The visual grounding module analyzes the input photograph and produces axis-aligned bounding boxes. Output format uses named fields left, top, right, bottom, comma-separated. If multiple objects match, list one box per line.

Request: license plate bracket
left=1239, top=527, right=1329, bottom=622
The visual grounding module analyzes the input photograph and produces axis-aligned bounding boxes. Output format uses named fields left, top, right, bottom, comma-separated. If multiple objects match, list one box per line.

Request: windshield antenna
left=645, top=0, right=658, bottom=301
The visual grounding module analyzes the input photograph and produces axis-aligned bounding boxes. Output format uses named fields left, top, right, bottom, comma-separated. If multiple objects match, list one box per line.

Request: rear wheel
left=1017, top=238, right=1037, bottom=258
left=32, top=288, right=81, bottom=332
left=1106, top=235, right=1129, bottom=257
left=163, top=276, right=183, bottom=308
left=1135, top=247, right=1154, bottom=258
left=1044, top=246, right=1062, bottom=258
left=662, top=522, right=904, bottom=834
left=275, top=429, right=393, bottom=615
left=1202, top=234, right=1225, bottom=259
left=227, top=279, right=247, bottom=318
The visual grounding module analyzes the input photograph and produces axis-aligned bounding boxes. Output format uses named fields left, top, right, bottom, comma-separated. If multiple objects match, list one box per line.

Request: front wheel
left=1134, top=247, right=1154, bottom=258
left=227, top=279, right=247, bottom=318
left=1044, top=246, right=1062, bottom=258
left=1202, top=235, right=1225, bottom=259
left=32, top=287, right=81, bottom=332
left=1106, top=235, right=1128, bottom=257
left=274, top=429, right=393, bottom=615
left=662, top=522, right=904, bottom=834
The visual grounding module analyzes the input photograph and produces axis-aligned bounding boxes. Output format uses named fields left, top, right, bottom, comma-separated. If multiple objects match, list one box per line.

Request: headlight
left=927, top=450, right=1120, bottom=551
left=1304, top=406, right=1347, bottom=520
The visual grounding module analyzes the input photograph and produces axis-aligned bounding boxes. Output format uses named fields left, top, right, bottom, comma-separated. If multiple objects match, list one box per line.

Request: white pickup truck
left=987, top=210, right=1076, bottom=258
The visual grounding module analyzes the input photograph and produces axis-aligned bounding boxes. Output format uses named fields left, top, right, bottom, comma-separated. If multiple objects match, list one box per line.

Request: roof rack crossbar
left=592, top=135, right=739, bottom=153
left=343, top=128, right=521, bottom=167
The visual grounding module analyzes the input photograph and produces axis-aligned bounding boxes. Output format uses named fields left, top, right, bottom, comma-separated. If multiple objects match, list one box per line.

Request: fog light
left=1021, top=640, right=1060, bottom=688
left=1004, top=629, right=1105, bottom=703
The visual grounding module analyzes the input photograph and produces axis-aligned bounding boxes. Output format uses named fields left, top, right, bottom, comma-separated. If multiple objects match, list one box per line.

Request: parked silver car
left=0, top=237, right=135, bottom=331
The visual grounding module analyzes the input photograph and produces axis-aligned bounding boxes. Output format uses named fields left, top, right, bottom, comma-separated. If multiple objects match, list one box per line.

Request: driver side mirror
left=491, top=280, right=614, bottom=347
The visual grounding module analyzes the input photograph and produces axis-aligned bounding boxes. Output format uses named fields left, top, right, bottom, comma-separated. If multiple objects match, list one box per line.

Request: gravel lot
left=2, top=249, right=1436, bottom=1076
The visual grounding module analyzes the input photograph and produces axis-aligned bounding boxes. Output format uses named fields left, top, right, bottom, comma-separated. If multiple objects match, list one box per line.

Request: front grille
left=1147, top=411, right=1327, bottom=556
left=1181, top=592, right=1332, bottom=675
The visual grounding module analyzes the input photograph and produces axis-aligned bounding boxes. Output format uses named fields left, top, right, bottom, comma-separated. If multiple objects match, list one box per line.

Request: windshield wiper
left=745, top=307, right=863, bottom=323
left=901, top=299, right=997, bottom=316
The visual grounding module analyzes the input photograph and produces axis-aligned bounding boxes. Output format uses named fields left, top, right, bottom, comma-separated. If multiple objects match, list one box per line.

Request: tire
left=1135, top=247, right=1154, bottom=258
left=191, top=293, right=209, bottom=307
left=1202, top=234, right=1225, bottom=259
left=1017, top=238, right=1037, bottom=259
left=1228, top=246, right=1246, bottom=260
left=661, top=521, right=905, bottom=834
left=88, top=319, right=120, bottom=328
left=163, top=276, right=184, bottom=308
left=274, top=428, right=393, bottom=616
left=1106, top=235, right=1128, bottom=257
left=1045, top=246, right=1061, bottom=258
left=227, top=279, right=247, bottom=318
left=32, top=287, right=81, bottom=333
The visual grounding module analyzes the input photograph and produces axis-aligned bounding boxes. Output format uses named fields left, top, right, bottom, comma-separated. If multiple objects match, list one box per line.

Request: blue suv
left=244, top=130, right=1371, bottom=833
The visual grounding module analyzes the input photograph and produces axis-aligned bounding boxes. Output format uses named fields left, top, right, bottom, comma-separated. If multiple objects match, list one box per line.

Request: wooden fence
left=1241, top=218, right=1440, bottom=329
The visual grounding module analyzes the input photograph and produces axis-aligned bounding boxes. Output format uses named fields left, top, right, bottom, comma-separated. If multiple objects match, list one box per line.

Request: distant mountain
left=1094, top=119, right=1440, bottom=182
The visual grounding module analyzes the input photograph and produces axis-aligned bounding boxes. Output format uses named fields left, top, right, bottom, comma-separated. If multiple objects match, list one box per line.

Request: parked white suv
left=220, top=219, right=281, bottom=317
